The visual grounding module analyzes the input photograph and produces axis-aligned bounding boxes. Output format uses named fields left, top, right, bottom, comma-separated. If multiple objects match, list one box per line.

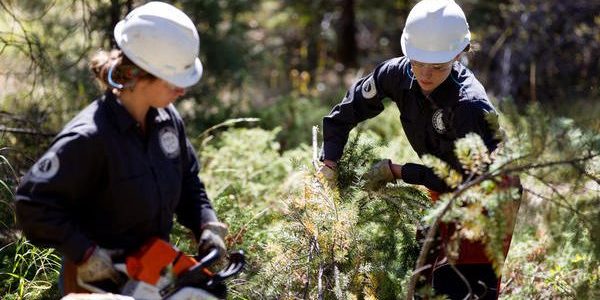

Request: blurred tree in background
left=1, top=0, right=599, bottom=298
left=472, top=0, right=600, bottom=105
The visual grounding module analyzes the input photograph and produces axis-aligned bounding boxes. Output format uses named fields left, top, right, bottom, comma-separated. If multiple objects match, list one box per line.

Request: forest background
left=1, top=0, right=599, bottom=299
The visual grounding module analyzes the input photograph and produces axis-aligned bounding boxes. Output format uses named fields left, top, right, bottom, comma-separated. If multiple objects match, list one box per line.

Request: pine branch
left=521, top=182, right=593, bottom=225
left=317, top=256, right=324, bottom=300
left=405, top=182, right=468, bottom=299
left=199, top=118, right=259, bottom=147
left=491, top=153, right=598, bottom=176
left=571, top=160, right=600, bottom=185
left=303, top=236, right=316, bottom=300
left=0, top=1, right=47, bottom=96
left=449, top=263, right=473, bottom=298
left=0, top=125, right=55, bottom=137
left=405, top=152, right=599, bottom=299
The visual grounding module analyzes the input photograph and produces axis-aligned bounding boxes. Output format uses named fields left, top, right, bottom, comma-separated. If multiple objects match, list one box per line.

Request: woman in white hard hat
left=319, top=0, right=519, bottom=299
left=15, top=2, right=227, bottom=295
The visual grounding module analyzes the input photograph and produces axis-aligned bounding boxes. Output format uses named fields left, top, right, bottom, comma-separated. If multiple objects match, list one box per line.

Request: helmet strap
left=107, top=62, right=136, bottom=90
left=407, top=64, right=417, bottom=89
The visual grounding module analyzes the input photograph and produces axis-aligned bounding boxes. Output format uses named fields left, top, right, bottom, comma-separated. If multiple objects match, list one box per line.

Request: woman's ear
left=124, top=66, right=142, bottom=79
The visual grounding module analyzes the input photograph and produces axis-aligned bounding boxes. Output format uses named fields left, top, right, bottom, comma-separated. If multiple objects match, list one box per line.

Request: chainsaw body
left=77, top=238, right=244, bottom=300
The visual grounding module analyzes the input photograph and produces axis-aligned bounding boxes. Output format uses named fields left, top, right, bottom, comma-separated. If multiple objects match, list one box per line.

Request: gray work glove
left=198, top=222, right=228, bottom=259
left=77, top=246, right=120, bottom=283
left=317, top=164, right=338, bottom=189
left=364, top=159, right=396, bottom=190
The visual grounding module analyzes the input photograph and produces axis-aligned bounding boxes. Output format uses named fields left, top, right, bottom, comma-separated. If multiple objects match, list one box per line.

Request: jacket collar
left=102, top=91, right=170, bottom=133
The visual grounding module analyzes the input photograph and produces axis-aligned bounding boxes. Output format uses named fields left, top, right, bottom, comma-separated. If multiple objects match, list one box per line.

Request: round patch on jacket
left=31, top=151, right=60, bottom=180
left=432, top=109, right=447, bottom=134
left=159, top=126, right=180, bottom=158
left=361, top=75, right=377, bottom=99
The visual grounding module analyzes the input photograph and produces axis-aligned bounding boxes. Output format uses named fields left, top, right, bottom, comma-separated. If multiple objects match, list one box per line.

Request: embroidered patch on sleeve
left=361, top=75, right=377, bottom=99
left=31, top=151, right=60, bottom=180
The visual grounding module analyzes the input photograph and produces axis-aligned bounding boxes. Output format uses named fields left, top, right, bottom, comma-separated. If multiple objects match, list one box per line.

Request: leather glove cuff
left=201, top=221, right=228, bottom=239
left=383, top=159, right=395, bottom=182
left=77, top=246, right=119, bottom=283
left=373, top=159, right=396, bottom=182
left=365, top=159, right=396, bottom=190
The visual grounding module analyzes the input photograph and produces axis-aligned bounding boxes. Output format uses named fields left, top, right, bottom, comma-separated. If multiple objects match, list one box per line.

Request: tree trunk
left=108, top=0, right=120, bottom=48
left=336, top=0, right=357, bottom=68
left=107, top=0, right=133, bottom=48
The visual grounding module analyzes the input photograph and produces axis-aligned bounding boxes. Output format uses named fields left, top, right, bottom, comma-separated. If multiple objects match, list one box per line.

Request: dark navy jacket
left=15, top=91, right=218, bottom=263
left=323, top=56, right=500, bottom=192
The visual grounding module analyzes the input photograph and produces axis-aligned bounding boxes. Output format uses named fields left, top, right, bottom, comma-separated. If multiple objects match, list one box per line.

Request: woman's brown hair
left=89, top=49, right=156, bottom=91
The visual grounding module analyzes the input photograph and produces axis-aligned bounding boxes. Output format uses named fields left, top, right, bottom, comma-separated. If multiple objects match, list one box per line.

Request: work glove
left=198, top=222, right=228, bottom=260
left=364, top=159, right=396, bottom=190
left=77, top=246, right=120, bottom=283
left=317, top=163, right=338, bottom=189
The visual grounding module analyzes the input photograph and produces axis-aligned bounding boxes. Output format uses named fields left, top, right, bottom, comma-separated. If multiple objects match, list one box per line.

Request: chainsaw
left=76, top=238, right=245, bottom=299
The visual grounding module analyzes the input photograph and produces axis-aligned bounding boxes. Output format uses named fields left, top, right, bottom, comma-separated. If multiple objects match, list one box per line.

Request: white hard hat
left=401, top=0, right=470, bottom=63
left=114, top=1, right=203, bottom=88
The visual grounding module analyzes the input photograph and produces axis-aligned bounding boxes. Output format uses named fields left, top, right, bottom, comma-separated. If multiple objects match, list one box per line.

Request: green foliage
left=420, top=132, right=522, bottom=274
left=179, top=0, right=258, bottom=81
left=417, top=100, right=600, bottom=298
left=421, top=155, right=463, bottom=189
left=2, top=107, right=599, bottom=298
left=0, top=236, right=61, bottom=300
left=198, top=127, right=292, bottom=211
left=0, top=145, right=17, bottom=232
left=1, top=1, right=600, bottom=299
left=254, top=132, right=429, bottom=299
left=502, top=212, right=600, bottom=299
left=1, top=137, right=60, bottom=299
left=255, top=95, right=332, bottom=150
left=335, top=130, right=383, bottom=191
left=195, top=126, right=310, bottom=297
left=454, top=133, right=492, bottom=176
left=357, top=184, right=431, bottom=297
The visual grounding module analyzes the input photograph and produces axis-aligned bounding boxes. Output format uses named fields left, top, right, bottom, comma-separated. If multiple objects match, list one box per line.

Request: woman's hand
left=198, top=222, right=228, bottom=260
left=77, top=246, right=120, bottom=283
left=317, top=160, right=338, bottom=188
left=364, top=159, right=399, bottom=190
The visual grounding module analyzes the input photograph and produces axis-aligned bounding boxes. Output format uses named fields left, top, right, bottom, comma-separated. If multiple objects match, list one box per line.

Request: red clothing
left=428, top=179, right=520, bottom=266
